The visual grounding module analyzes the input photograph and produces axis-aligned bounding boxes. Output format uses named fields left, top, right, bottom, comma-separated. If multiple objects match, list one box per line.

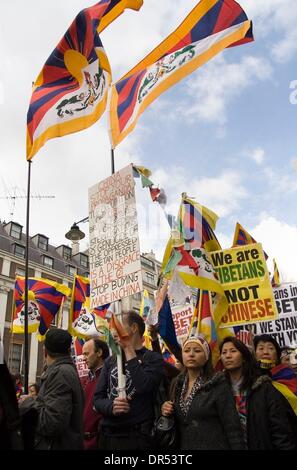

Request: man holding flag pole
left=94, top=311, right=164, bottom=450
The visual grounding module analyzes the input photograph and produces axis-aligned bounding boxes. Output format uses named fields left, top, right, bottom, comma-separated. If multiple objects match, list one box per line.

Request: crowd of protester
left=1, top=312, right=297, bottom=450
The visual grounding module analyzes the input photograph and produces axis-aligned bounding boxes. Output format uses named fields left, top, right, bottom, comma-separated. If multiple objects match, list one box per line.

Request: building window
left=15, top=266, right=25, bottom=277
left=80, top=254, right=88, bottom=268
left=9, top=343, right=23, bottom=374
left=63, top=246, right=72, bottom=260
left=145, top=272, right=155, bottom=285
left=133, top=292, right=142, bottom=301
left=67, top=265, right=77, bottom=277
left=38, top=235, right=48, bottom=251
left=10, top=224, right=22, bottom=240
left=43, top=256, right=54, bottom=269
left=141, top=257, right=155, bottom=270
left=14, top=244, right=25, bottom=258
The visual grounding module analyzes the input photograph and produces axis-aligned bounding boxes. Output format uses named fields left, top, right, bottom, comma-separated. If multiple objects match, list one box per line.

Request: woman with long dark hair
left=161, top=335, right=245, bottom=450
left=220, top=336, right=297, bottom=450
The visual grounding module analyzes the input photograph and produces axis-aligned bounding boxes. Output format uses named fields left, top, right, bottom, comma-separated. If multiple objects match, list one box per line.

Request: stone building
left=0, top=220, right=161, bottom=382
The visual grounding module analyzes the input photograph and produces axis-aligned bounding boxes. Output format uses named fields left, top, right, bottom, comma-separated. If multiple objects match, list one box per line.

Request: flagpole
left=24, top=160, right=32, bottom=394
left=111, top=147, right=115, bottom=175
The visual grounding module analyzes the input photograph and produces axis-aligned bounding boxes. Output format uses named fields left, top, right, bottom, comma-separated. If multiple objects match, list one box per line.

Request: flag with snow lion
left=26, top=0, right=143, bottom=159
left=12, top=276, right=70, bottom=337
left=69, top=275, right=110, bottom=338
left=110, top=0, right=253, bottom=147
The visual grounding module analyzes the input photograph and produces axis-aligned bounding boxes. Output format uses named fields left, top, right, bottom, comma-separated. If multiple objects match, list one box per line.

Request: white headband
left=183, top=335, right=210, bottom=360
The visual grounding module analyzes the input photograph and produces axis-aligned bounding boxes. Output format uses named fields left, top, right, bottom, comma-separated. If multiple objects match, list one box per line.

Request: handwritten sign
left=89, top=164, right=142, bottom=308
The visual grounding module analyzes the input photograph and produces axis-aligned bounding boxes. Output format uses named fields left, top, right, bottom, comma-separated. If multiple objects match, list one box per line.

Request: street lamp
left=65, top=217, right=89, bottom=241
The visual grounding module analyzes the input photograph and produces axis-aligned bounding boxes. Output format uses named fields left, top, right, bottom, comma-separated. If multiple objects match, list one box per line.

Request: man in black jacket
left=19, top=328, right=84, bottom=450
left=93, top=311, right=164, bottom=450
left=0, top=361, right=23, bottom=449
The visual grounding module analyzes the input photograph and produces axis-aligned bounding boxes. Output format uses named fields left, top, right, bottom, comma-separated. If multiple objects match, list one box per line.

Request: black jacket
left=0, top=364, right=23, bottom=450
left=246, top=375, right=297, bottom=450
left=20, top=356, right=85, bottom=450
left=94, top=347, right=164, bottom=429
left=172, top=372, right=245, bottom=450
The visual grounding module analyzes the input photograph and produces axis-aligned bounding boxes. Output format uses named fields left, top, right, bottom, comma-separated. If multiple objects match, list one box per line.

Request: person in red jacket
left=82, top=337, right=109, bottom=450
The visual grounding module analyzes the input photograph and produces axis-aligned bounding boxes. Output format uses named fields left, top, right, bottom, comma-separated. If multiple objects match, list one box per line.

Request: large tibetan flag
left=70, top=275, right=110, bottom=338
left=110, top=0, right=253, bottom=147
left=232, top=222, right=268, bottom=259
left=26, top=0, right=143, bottom=160
left=12, top=277, right=70, bottom=338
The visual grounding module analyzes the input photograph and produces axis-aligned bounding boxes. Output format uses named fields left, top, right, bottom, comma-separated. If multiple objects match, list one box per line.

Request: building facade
left=0, top=220, right=89, bottom=384
left=0, top=220, right=162, bottom=382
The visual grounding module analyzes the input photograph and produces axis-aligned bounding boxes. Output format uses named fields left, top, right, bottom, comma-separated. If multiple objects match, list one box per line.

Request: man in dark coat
left=19, top=328, right=84, bottom=450
left=0, top=361, right=23, bottom=450
left=94, top=311, right=164, bottom=451
left=82, top=337, right=109, bottom=449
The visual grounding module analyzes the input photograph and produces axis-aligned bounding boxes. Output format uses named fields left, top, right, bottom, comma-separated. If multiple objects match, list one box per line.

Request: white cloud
left=252, top=216, right=297, bottom=282
left=152, top=166, right=248, bottom=218
left=263, top=167, right=297, bottom=194
left=241, top=0, right=297, bottom=64
left=250, top=147, right=265, bottom=165
left=179, top=55, right=273, bottom=124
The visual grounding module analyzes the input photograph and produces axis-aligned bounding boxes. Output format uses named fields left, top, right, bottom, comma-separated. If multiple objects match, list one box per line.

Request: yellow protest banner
left=209, top=243, right=278, bottom=328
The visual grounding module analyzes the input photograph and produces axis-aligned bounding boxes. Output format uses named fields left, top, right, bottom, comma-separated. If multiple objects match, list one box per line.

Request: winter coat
left=246, top=375, right=297, bottom=450
left=20, top=355, right=85, bottom=450
left=172, top=372, right=245, bottom=450
left=0, top=363, right=23, bottom=450
left=83, top=367, right=103, bottom=450
left=94, top=347, right=164, bottom=430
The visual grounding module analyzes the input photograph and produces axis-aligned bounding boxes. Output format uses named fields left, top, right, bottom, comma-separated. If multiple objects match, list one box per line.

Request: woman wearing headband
left=161, top=335, right=245, bottom=450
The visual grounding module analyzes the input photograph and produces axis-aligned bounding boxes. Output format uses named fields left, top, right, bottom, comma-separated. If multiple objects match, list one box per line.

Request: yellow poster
left=209, top=243, right=278, bottom=328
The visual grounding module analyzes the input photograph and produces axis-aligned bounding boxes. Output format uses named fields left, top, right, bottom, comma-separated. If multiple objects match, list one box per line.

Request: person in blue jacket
left=93, top=310, right=164, bottom=450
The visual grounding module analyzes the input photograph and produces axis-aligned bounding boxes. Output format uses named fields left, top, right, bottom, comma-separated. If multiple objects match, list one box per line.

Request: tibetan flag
left=271, top=364, right=297, bottom=415
left=271, top=258, right=281, bottom=288
left=158, top=296, right=180, bottom=351
left=12, top=277, right=70, bottom=337
left=110, top=0, right=253, bottom=147
left=70, top=275, right=110, bottom=338
left=139, top=289, right=154, bottom=320
left=232, top=222, right=257, bottom=247
left=27, top=0, right=143, bottom=160
left=109, top=313, right=129, bottom=340
left=178, top=196, right=221, bottom=252
left=189, top=289, right=235, bottom=366
left=232, top=222, right=268, bottom=259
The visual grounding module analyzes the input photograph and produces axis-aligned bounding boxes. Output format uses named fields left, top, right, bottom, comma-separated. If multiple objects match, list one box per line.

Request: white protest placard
left=89, top=164, right=142, bottom=308
left=236, top=283, right=297, bottom=347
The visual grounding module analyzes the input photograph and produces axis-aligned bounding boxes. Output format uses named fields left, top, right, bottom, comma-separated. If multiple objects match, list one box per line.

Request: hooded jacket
left=172, top=372, right=245, bottom=450
left=20, top=356, right=85, bottom=450
left=246, top=375, right=297, bottom=450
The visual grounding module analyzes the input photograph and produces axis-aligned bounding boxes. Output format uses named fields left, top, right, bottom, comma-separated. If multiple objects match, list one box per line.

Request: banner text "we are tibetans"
left=210, top=243, right=278, bottom=328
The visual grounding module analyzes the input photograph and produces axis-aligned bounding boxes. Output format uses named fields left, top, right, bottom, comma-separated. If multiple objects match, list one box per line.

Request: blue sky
left=0, top=0, right=297, bottom=281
